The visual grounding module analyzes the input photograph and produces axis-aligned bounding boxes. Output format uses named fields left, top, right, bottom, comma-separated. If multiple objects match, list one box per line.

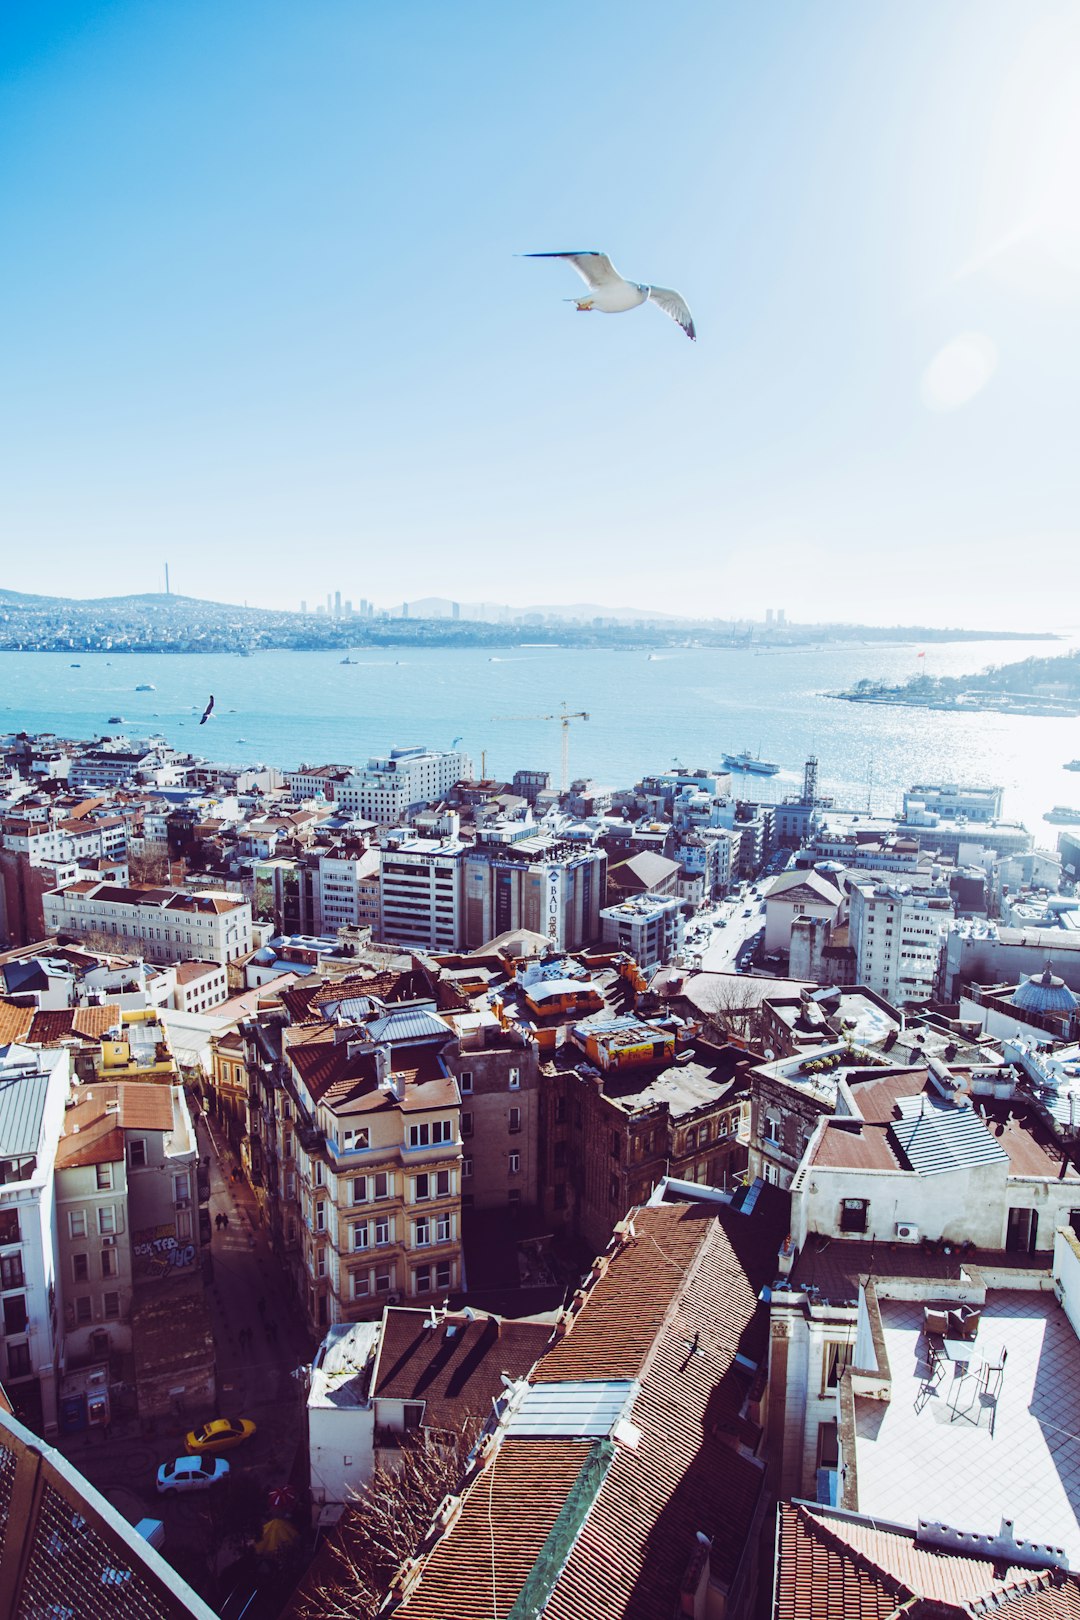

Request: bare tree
left=293, top=1425, right=477, bottom=1620
left=696, top=975, right=767, bottom=1049
left=128, top=846, right=171, bottom=885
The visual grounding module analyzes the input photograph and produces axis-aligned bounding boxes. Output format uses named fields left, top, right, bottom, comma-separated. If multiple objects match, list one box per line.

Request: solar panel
left=508, top=1380, right=637, bottom=1439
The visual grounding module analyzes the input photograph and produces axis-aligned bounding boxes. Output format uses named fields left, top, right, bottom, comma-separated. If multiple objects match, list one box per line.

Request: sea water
left=2, top=638, right=1077, bottom=836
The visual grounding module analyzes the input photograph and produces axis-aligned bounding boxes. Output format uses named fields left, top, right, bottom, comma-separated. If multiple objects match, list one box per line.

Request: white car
left=157, top=1456, right=230, bottom=1494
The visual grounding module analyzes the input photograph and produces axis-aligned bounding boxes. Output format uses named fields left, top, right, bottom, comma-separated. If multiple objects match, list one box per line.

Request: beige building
left=55, top=1081, right=202, bottom=1372
left=441, top=1011, right=539, bottom=1210
left=281, top=1025, right=464, bottom=1334
left=763, top=869, right=844, bottom=955
left=42, top=880, right=252, bottom=967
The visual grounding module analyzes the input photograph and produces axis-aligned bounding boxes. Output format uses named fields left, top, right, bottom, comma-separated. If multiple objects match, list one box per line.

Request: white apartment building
left=0, top=1044, right=71, bottom=1437
left=378, top=837, right=467, bottom=952
left=70, top=743, right=188, bottom=791
left=848, top=879, right=953, bottom=1004
left=285, top=764, right=352, bottom=802
left=42, top=881, right=253, bottom=967
left=600, top=893, right=684, bottom=975
left=903, top=782, right=1004, bottom=823
left=318, top=845, right=381, bottom=934
left=338, top=747, right=470, bottom=825
left=3, top=814, right=127, bottom=865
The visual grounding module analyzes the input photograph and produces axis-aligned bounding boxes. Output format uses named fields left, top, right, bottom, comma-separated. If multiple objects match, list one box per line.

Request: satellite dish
left=764, top=1049, right=776, bottom=1061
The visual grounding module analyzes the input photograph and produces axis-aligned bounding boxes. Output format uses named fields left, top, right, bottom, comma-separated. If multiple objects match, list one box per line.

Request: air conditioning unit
left=101, top=1235, right=117, bottom=1248
left=174, top=1198, right=191, bottom=1211
left=894, top=1221, right=920, bottom=1243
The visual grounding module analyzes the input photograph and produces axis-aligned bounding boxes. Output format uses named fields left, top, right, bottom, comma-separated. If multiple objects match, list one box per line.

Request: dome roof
left=1011, top=965, right=1078, bottom=1015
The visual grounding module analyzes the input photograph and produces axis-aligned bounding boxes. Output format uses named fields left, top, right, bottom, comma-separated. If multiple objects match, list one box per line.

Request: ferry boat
left=722, top=749, right=780, bottom=777
left=135, top=682, right=156, bottom=691
left=107, top=715, right=126, bottom=725
left=1044, top=805, right=1080, bottom=824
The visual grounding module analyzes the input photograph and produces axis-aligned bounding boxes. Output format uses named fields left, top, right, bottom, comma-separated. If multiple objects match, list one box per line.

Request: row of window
left=332, top=1118, right=458, bottom=1155
left=461, top=1109, right=521, bottom=1136
left=457, top=1070, right=520, bottom=1094
left=68, top=1206, right=121, bottom=1238
left=69, top=1292, right=122, bottom=1324
left=72, top=1249, right=118, bottom=1282
left=347, top=1259, right=454, bottom=1300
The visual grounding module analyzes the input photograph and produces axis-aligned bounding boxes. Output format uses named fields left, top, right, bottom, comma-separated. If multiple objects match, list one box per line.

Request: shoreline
left=828, top=691, right=1080, bottom=718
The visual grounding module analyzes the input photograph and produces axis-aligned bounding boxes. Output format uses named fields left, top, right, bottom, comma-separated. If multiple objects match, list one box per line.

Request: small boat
left=1066, top=760, right=1080, bottom=772
left=722, top=748, right=780, bottom=776
left=107, top=715, right=126, bottom=725
left=135, top=682, right=156, bottom=691
left=340, top=656, right=359, bottom=665
left=1044, top=806, right=1080, bottom=825
left=70, top=662, right=81, bottom=668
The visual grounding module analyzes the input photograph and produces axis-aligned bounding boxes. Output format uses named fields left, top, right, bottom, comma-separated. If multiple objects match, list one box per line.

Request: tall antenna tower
left=802, top=756, right=819, bottom=806
left=164, top=563, right=170, bottom=596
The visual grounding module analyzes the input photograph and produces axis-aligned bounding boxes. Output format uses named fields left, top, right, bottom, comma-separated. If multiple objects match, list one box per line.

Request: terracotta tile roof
left=72, top=1004, right=123, bottom=1038
left=535, top=1204, right=720, bottom=1383
left=55, top=1081, right=177, bottom=1167
left=397, top=1439, right=591, bottom=1620
left=846, top=1067, right=935, bottom=1122
left=55, top=1119, right=124, bottom=1169
left=174, top=960, right=222, bottom=984
left=0, top=1001, right=34, bottom=1044
left=774, top=1503, right=906, bottom=1619
left=26, top=1004, right=120, bottom=1045
left=397, top=1193, right=789, bottom=1620
left=280, top=970, right=405, bottom=1025
left=372, top=1309, right=551, bottom=1434
left=775, top=1504, right=1080, bottom=1620
left=811, top=1120, right=902, bottom=1171
left=542, top=1202, right=784, bottom=1620
left=288, top=1035, right=456, bottom=1113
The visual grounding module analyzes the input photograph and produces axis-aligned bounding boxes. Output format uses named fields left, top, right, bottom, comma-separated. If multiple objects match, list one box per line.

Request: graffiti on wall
left=133, top=1222, right=196, bottom=1280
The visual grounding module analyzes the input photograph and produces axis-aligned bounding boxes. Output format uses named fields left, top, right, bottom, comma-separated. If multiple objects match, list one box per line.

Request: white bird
left=525, top=250, right=696, bottom=341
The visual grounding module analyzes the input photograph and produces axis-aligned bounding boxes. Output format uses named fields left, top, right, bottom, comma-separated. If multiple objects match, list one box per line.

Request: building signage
left=546, top=864, right=563, bottom=945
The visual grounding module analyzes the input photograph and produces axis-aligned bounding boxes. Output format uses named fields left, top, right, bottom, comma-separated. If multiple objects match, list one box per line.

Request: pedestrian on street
left=222, top=1213, right=230, bottom=1230
left=214, top=1213, right=223, bottom=1232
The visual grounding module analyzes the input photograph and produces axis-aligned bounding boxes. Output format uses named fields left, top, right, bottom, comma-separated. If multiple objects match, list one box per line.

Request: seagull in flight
left=525, top=251, right=696, bottom=341
left=199, top=694, right=215, bottom=725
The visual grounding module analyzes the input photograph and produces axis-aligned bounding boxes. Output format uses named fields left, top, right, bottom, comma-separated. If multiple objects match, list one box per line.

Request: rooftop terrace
left=852, top=1292, right=1080, bottom=1565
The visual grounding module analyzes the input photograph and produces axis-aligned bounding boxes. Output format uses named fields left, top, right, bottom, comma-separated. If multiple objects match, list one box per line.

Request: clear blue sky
left=1, top=0, right=1078, bottom=626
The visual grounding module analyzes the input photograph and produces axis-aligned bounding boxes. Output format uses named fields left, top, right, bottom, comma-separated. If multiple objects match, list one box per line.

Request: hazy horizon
left=2, top=1, right=1078, bottom=629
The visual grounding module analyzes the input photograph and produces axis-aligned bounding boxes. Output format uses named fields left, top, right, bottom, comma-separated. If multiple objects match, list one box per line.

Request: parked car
left=157, top=1456, right=230, bottom=1494
left=185, top=1417, right=256, bottom=1455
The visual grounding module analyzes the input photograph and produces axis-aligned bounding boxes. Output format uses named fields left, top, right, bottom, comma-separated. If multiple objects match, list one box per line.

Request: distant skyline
left=1, top=1, right=1078, bottom=628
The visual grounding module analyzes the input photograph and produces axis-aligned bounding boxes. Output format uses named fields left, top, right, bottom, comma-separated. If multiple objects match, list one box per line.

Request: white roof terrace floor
left=853, top=1291, right=1080, bottom=1565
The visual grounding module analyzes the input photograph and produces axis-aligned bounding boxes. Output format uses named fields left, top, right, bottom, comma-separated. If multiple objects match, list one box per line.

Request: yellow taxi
left=184, top=1417, right=256, bottom=1455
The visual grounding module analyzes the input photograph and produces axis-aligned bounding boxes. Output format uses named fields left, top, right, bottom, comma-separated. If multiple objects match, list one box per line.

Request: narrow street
left=54, top=1113, right=316, bottom=1607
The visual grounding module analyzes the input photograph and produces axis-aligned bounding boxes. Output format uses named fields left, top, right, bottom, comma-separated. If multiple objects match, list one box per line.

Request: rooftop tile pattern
left=776, top=1503, right=1080, bottom=1620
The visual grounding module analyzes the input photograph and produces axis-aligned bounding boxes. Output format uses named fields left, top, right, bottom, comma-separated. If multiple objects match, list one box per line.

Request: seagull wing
left=524, top=252, right=626, bottom=292
left=200, top=695, right=214, bottom=724
left=646, top=286, right=696, bottom=341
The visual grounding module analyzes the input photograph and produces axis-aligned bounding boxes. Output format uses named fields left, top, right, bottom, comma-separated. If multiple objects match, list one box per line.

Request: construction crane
left=492, top=703, right=589, bottom=794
